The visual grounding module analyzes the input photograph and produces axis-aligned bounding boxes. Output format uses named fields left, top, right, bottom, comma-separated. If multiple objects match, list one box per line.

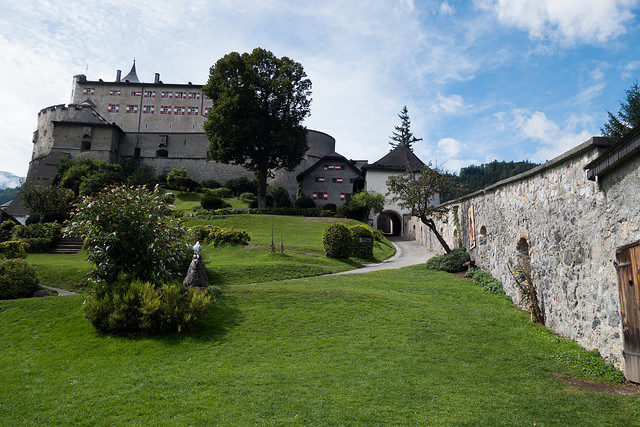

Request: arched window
left=81, top=140, right=91, bottom=151
left=156, top=149, right=168, bottom=158
left=479, top=225, right=487, bottom=244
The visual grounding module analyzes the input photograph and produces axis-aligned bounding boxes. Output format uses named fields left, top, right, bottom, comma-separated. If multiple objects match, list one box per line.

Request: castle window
left=332, top=177, right=343, bottom=183
left=323, top=192, right=328, bottom=200
left=109, top=90, right=121, bottom=96
left=188, top=92, right=200, bottom=99
left=134, top=147, right=141, bottom=157
left=187, top=106, right=198, bottom=115
left=203, top=107, right=209, bottom=117
left=174, top=106, right=185, bottom=115
left=340, top=193, right=345, bottom=201
left=161, top=91, right=172, bottom=98
left=83, top=87, right=95, bottom=95
left=156, top=149, right=168, bottom=158
left=143, top=105, right=154, bottom=114
left=312, top=192, right=317, bottom=200
left=175, top=92, right=186, bottom=99
left=81, top=140, right=91, bottom=151
left=107, top=104, right=119, bottom=113
left=125, top=105, right=138, bottom=113
left=131, top=91, right=141, bottom=96
left=144, top=91, right=156, bottom=98
left=160, top=106, right=171, bottom=114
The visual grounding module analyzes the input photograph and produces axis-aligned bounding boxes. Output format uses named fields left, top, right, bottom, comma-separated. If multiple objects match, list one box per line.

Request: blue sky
left=1, top=0, right=639, bottom=176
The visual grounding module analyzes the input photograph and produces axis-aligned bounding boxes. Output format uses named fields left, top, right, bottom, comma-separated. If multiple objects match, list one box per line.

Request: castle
left=6, top=61, right=426, bottom=232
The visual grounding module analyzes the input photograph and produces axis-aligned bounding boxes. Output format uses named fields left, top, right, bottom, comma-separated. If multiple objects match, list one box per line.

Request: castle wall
left=422, top=140, right=640, bottom=370
left=72, top=77, right=212, bottom=133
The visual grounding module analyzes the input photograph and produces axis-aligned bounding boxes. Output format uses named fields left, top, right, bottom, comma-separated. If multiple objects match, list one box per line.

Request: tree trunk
left=256, top=168, right=268, bottom=209
left=421, top=215, right=451, bottom=253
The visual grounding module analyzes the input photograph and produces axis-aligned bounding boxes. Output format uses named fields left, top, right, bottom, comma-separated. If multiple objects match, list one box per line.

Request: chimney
left=116, top=69, right=121, bottom=82
left=154, top=73, right=160, bottom=84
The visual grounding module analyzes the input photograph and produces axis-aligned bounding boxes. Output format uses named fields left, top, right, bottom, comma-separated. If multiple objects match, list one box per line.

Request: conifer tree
left=601, top=80, right=640, bottom=138
left=389, top=106, right=422, bottom=151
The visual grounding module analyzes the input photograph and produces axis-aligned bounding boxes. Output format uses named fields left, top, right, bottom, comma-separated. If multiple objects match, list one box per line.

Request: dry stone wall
left=421, top=140, right=640, bottom=369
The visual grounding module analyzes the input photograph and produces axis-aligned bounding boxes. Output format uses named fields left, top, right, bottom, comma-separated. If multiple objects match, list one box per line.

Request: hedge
left=322, top=223, right=352, bottom=259
left=349, top=225, right=374, bottom=259
left=425, top=248, right=470, bottom=273
left=0, top=241, right=28, bottom=259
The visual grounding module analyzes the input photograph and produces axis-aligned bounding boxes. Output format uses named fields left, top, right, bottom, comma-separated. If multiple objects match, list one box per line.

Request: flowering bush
left=67, top=185, right=190, bottom=284
left=188, top=225, right=250, bottom=246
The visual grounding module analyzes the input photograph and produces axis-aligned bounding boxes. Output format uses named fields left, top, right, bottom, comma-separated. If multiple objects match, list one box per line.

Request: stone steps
left=51, top=238, right=83, bottom=254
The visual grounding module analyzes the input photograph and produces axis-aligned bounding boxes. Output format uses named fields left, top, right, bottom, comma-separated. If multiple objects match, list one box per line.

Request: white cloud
left=0, top=0, right=487, bottom=175
left=436, top=138, right=478, bottom=172
left=478, top=0, right=638, bottom=45
left=433, top=94, right=466, bottom=114
left=512, top=109, right=592, bottom=162
left=440, top=2, right=455, bottom=15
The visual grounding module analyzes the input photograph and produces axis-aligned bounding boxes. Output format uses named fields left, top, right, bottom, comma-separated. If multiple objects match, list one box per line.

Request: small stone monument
left=183, top=241, right=208, bottom=288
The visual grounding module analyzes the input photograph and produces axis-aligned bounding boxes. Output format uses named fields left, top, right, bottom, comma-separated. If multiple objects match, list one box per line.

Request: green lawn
left=27, top=215, right=395, bottom=291
left=1, top=266, right=637, bottom=424
left=171, top=191, right=248, bottom=211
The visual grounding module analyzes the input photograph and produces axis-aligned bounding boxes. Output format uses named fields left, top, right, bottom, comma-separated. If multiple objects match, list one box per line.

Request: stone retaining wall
left=418, top=138, right=640, bottom=369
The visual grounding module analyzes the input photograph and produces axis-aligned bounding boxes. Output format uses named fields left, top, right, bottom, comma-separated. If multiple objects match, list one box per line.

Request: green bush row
left=13, top=222, right=62, bottom=240
left=425, top=248, right=470, bottom=273
left=188, top=225, right=250, bottom=246
left=83, top=279, right=211, bottom=333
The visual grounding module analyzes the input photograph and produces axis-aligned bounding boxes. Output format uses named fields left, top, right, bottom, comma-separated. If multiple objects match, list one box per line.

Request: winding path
left=333, top=237, right=438, bottom=275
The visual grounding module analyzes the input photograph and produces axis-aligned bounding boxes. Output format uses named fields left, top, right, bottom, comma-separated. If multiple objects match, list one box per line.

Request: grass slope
left=27, top=215, right=395, bottom=291
left=1, top=266, right=637, bottom=424
left=172, top=191, right=248, bottom=211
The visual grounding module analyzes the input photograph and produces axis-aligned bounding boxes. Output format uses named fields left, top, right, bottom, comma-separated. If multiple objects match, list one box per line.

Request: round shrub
left=267, top=183, right=292, bottom=208
left=163, top=192, right=176, bottom=204
left=83, top=279, right=211, bottom=333
left=208, top=187, right=233, bottom=198
left=322, top=222, right=352, bottom=259
left=19, top=238, right=53, bottom=253
left=322, top=203, right=337, bottom=212
left=201, top=192, right=225, bottom=210
left=0, top=259, right=39, bottom=300
left=425, top=248, right=470, bottom=273
left=0, top=241, right=28, bottom=259
left=349, top=225, right=374, bottom=259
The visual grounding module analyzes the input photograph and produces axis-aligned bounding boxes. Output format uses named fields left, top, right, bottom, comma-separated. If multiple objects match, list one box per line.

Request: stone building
left=6, top=62, right=345, bottom=219
left=364, top=143, right=436, bottom=235
left=296, top=152, right=365, bottom=207
left=411, top=130, right=640, bottom=380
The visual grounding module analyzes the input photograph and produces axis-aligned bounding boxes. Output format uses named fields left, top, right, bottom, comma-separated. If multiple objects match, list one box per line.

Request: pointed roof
left=80, top=98, right=96, bottom=108
left=296, top=151, right=364, bottom=181
left=122, top=60, right=140, bottom=83
left=364, top=143, right=426, bottom=171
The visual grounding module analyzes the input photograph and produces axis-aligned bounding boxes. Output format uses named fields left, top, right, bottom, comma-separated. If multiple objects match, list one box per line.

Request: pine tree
left=601, top=80, right=640, bottom=138
left=389, top=106, right=422, bottom=151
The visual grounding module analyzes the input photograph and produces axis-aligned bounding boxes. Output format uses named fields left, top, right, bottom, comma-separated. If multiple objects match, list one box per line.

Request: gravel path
left=40, top=285, right=77, bottom=296
left=332, top=238, right=438, bottom=275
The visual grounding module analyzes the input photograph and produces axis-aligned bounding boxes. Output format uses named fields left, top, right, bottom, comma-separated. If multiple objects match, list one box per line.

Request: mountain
left=0, top=171, right=24, bottom=190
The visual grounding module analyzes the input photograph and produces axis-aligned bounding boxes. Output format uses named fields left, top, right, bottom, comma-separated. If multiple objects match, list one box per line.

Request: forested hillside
left=441, top=160, right=539, bottom=203
left=0, top=187, right=20, bottom=205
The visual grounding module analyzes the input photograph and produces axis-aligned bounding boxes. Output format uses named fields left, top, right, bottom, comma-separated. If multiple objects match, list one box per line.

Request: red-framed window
left=340, top=193, right=345, bottom=201
left=143, top=105, right=154, bottom=114
left=125, top=105, right=138, bottom=113
left=312, top=192, right=317, bottom=200
left=160, top=106, right=171, bottom=114
left=109, top=89, right=121, bottom=96
left=144, top=91, right=156, bottom=98
left=323, top=192, right=328, bottom=200
left=107, top=104, right=119, bottom=113
left=83, top=87, right=95, bottom=95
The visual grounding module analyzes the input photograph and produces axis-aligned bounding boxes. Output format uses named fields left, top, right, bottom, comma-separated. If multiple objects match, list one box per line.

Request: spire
left=122, top=59, right=140, bottom=83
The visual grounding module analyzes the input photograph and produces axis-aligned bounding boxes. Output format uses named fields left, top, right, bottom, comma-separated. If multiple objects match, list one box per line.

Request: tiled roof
left=364, top=143, right=425, bottom=171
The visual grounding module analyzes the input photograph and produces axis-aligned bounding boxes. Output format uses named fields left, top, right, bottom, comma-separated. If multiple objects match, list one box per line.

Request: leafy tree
left=166, top=167, right=198, bottom=190
left=386, top=167, right=456, bottom=253
left=21, top=181, right=74, bottom=223
left=389, top=106, right=422, bottom=151
left=203, top=47, right=312, bottom=208
left=338, top=190, right=385, bottom=222
left=0, top=186, right=21, bottom=205
left=66, top=185, right=190, bottom=284
left=601, top=79, right=640, bottom=138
